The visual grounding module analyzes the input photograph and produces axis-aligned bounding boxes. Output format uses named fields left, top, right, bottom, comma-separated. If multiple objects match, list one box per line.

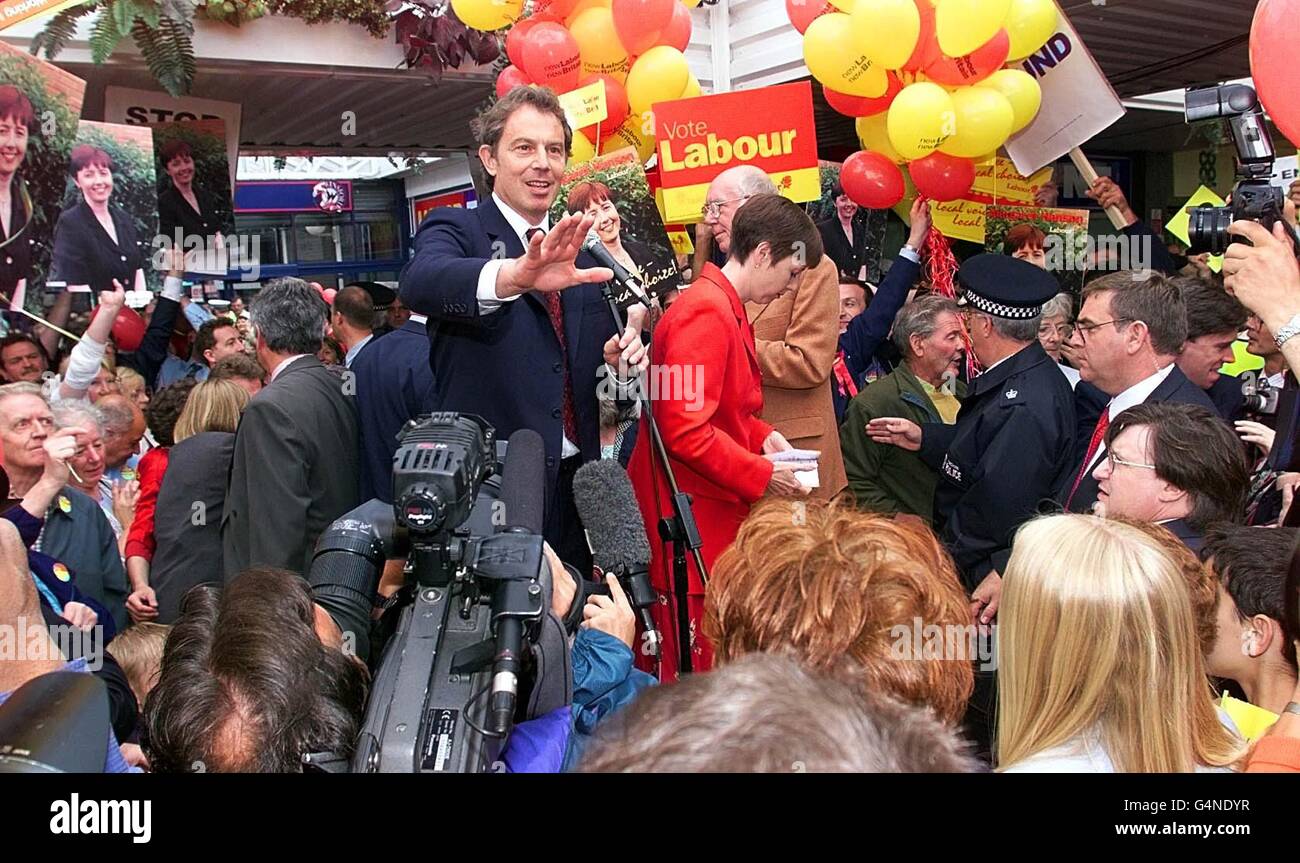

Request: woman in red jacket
left=627, top=194, right=823, bottom=680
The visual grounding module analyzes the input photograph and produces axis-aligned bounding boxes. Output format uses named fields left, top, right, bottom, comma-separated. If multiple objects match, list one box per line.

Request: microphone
left=496, top=428, right=546, bottom=535
left=0, top=672, right=110, bottom=773
left=489, top=429, right=547, bottom=737
left=583, top=229, right=649, bottom=311
left=572, top=459, right=660, bottom=659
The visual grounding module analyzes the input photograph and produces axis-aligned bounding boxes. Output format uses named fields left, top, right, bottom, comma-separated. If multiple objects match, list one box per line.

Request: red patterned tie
left=528, top=227, right=579, bottom=445
left=1065, top=409, right=1111, bottom=510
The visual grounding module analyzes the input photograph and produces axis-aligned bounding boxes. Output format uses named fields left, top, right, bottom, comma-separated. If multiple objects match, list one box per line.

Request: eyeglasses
left=701, top=195, right=752, bottom=219
left=1038, top=322, right=1074, bottom=339
left=1103, top=451, right=1157, bottom=471
left=1073, top=318, right=1134, bottom=343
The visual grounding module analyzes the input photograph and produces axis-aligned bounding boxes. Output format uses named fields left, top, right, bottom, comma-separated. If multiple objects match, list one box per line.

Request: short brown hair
left=705, top=500, right=973, bottom=725
left=1105, top=402, right=1249, bottom=532
left=108, top=622, right=171, bottom=706
left=331, top=285, right=374, bottom=330
left=471, top=85, right=573, bottom=157
left=726, top=194, right=824, bottom=270
left=0, top=85, right=35, bottom=130
left=1005, top=223, right=1046, bottom=253
left=1173, top=276, right=1248, bottom=341
left=69, top=144, right=112, bottom=176
left=567, top=181, right=613, bottom=213
left=159, top=139, right=193, bottom=166
left=1081, top=270, right=1187, bottom=355
left=209, top=351, right=263, bottom=385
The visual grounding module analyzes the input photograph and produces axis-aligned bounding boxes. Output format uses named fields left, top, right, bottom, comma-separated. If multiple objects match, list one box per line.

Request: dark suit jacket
left=1062, top=366, right=1220, bottom=513
left=50, top=201, right=147, bottom=292
left=352, top=318, right=435, bottom=503
left=153, top=431, right=235, bottom=623
left=0, top=177, right=34, bottom=293
left=818, top=216, right=867, bottom=280
left=158, top=183, right=226, bottom=242
left=222, top=355, right=360, bottom=578
left=398, top=198, right=619, bottom=534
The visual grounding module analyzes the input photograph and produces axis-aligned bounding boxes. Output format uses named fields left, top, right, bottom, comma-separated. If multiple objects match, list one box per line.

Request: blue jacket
left=502, top=628, right=656, bottom=773
left=3, top=505, right=116, bottom=641
left=834, top=253, right=920, bottom=422
left=398, top=199, right=620, bottom=544
left=351, top=318, right=435, bottom=503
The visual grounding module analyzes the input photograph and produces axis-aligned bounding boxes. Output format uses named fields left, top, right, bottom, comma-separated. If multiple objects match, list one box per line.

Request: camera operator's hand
left=581, top=573, right=636, bottom=649
left=1222, top=220, right=1300, bottom=334
left=1290, top=179, right=1300, bottom=213
left=1086, top=177, right=1137, bottom=227
left=545, top=542, right=577, bottom=619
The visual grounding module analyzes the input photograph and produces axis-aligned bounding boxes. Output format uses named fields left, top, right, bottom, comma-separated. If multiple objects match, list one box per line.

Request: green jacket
left=839, top=364, right=966, bottom=524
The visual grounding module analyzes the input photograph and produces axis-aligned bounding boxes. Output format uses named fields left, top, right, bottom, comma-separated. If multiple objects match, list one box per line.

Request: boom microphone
left=572, top=459, right=660, bottom=659
left=583, top=229, right=649, bottom=310
left=497, top=428, right=546, bottom=535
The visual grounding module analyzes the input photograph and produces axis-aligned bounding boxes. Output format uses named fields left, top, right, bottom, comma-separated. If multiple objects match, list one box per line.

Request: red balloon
left=824, top=74, right=903, bottom=118
left=93, top=304, right=147, bottom=352
left=840, top=150, right=906, bottom=209
left=903, top=0, right=940, bottom=72
left=496, top=64, right=532, bottom=99
left=660, top=0, right=693, bottom=52
left=533, top=0, right=580, bottom=18
left=520, top=21, right=582, bottom=93
left=612, top=0, right=675, bottom=55
left=785, top=0, right=834, bottom=35
left=909, top=152, right=976, bottom=202
left=1252, top=0, right=1300, bottom=148
left=322, top=288, right=338, bottom=305
left=581, top=72, right=631, bottom=136
left=506, top=17, right=539, bottom=69
left=923, top=29, right=1010, bottom=86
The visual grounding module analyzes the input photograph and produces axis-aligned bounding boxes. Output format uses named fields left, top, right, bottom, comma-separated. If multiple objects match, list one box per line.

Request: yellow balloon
left=569, top=130, right=597, bottom=166
left=566, top=0, right=611, bottom=26
left=851, top=0, right=920, bottom=70
left=626, top=47, right=690, bottom=115
left=681, top=74, right=702, bottom=99
left=935, top=0, right=1011, bottom=58
left=803, top=13, right=888, bottom=98
left=450, top=0, right=524, bottom=31
left=570, top=7, right=630, bottom=78
left=682, top=0, right=702, bottom=7
left=886, top=82, right=955, bottom=160
left=828, top=0, right=856, bottom=9
left=938, top=86, right=1014, bottom=158
left=856, top=112, right=906, bottom=164
left=1005, top=0, right=1059, bottom=61
left=602, top=110, right=656, bottom=163
left=980, top=68, right=1041, bottom=133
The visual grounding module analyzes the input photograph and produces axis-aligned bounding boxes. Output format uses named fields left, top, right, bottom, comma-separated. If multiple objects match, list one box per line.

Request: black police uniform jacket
left=918, top=342, right=1076, bottom=590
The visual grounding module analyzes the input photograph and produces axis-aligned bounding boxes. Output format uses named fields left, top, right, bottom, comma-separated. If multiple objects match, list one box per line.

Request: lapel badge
left=57, top=495, right=72, bottom=514
left=1005, top=388, right=1018, bottom=399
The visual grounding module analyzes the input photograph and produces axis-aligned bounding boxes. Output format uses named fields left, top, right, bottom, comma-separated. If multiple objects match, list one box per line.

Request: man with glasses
left=1093, top=401, right=1248, bottom=553
left=701, top=165, right=847, bottom=499
left=1061, top=271, right=1218, bottom=515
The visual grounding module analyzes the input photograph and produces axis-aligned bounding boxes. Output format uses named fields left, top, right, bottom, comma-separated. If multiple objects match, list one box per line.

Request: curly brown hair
left=145, top=378, right=198, bottom=448
left=704, top=500, right=974, bottom=725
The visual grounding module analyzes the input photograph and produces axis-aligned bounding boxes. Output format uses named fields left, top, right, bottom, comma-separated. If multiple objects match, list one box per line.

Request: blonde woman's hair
left=997, top=514, right=1244, bottom=773
left=108, top=622, right=171, bottom=706
left=173, top=378, right=249, bottom=441
left=116, top=366, right=145, bottom=398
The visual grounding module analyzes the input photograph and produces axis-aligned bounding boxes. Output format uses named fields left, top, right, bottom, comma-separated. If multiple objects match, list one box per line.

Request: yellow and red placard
left=928, top=157, right=1055, bottom=243
left=654, top=81, right=821, bottom=225
left=0, top=0, right=80, bottom=30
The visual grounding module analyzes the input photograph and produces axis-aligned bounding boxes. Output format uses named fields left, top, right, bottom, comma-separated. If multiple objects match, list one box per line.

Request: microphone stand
left=599, top=281, right=707, bottom=676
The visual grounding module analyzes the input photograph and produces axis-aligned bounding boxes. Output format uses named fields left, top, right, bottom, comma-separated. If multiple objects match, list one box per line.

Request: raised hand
left=498, top=212, right=614, bottom=298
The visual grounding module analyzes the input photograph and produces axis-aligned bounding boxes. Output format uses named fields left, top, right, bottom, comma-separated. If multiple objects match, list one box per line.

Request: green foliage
left=152, top=122, right=234, bottom=231
left=0, top=52, right=82, bottom=311
left=61, top=124, right=161, bottom=291
left=89, top=9, right=126, bottom=64
left=808, top=163, right=842, bottom=223
left=265, top=0, right=390, bottom=37
left=27, top=3, right=97, bottom=59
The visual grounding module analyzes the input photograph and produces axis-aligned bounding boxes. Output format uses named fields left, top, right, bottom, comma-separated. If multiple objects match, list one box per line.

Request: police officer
left=867, top=254, right=1076, bottom=620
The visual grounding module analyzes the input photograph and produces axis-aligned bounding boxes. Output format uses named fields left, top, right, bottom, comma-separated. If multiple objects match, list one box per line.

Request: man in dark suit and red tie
left=398, top=87, right=646, bottom=566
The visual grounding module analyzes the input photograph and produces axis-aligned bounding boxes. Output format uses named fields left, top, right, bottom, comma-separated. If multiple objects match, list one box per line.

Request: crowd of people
left=2, top=84, right=1300, bottom=774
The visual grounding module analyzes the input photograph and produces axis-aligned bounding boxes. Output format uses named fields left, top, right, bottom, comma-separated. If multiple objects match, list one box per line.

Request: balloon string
left=919, top=202, right=982, bottom=380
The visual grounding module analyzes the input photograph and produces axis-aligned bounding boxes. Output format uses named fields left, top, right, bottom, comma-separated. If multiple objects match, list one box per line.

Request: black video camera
left=1183, top=84, right=1296, bottom=257
left=309, top=414, right=568, bottom=773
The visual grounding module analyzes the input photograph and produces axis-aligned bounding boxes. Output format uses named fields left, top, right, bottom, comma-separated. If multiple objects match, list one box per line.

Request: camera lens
left=1187, top=205, right=1235, bottom=257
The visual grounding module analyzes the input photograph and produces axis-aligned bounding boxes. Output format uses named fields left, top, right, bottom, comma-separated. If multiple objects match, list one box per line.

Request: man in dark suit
left=1174, top=276, right=1250, bottom=423
left=222, top=278, right=359, bottom=579
left=352, top=307, right=434, bottom=503
left=398, top=86, right=645, bottom=565
left=1091, top=401, right=1249, bottom=554
left=1061, top=271, right=1219, bottom=514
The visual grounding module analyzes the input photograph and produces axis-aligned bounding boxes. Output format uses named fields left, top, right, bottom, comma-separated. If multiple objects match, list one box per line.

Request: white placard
left=103, top=86, right=241, bottom=185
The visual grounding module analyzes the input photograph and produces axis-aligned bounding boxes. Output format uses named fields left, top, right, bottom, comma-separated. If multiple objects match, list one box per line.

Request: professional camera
left=309, top=413, right=570, bottom=773
left=1183, top=84, right=1295, bottom=257
left=1242, top=372, right=1281, bottom=416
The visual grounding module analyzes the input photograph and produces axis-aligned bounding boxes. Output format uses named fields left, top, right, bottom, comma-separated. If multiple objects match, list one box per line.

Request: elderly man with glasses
left=1059, top=271, right=1219, bottom=515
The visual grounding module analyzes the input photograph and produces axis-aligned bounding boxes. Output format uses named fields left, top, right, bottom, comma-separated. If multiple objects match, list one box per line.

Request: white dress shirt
left=1081, top=363, right=1175, bottom=475
left=270, top=353, right=310, bottom=382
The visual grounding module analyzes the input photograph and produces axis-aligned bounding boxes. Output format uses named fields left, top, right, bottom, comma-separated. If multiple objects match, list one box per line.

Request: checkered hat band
left=961, top=291, right=1041, bottom=320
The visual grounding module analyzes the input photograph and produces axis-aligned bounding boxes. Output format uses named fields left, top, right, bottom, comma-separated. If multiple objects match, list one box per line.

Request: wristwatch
left=1274, top=312, right=1300, bottom=347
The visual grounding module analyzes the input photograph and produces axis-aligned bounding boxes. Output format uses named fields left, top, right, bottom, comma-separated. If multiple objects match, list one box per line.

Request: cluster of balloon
left=1250, top=0, right=1300, bottom=151
left=465, top=0, right=704, bottom=166
left=797, top=0, right=1056, bottom=208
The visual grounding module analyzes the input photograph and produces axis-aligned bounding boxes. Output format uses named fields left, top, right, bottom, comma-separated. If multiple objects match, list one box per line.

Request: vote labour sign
left=654, top=82, right=820, bottom=224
